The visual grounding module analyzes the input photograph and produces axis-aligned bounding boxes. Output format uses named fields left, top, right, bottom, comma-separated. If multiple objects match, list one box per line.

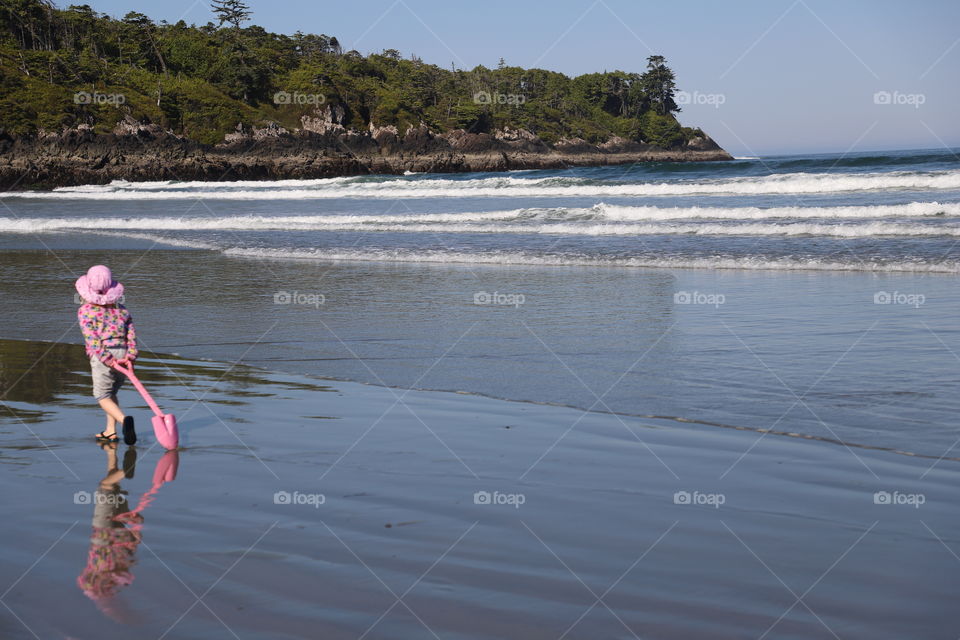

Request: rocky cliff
left=0, top=117, right=732, bottom=190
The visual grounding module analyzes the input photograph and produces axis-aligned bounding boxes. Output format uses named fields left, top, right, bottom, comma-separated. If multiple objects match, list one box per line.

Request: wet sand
left=1, top=339, right=958, bottom=639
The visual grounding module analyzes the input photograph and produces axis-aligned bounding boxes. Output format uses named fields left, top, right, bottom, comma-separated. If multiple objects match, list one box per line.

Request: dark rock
left=0, top=121, right=733, bottom=190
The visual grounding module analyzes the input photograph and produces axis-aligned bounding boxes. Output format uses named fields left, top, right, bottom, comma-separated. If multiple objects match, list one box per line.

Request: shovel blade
left=152, top=413, right=179, bottom=450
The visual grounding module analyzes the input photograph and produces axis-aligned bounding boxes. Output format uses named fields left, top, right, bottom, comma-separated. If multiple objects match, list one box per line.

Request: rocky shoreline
left=0, top=118, right=732, bottom=190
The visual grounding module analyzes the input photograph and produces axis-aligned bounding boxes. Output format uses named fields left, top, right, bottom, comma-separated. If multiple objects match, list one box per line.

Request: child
left=76, top=265, right=138, bottom=444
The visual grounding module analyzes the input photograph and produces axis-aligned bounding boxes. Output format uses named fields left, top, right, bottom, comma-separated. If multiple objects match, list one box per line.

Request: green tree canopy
left=0, top=0, right=701, bottom=148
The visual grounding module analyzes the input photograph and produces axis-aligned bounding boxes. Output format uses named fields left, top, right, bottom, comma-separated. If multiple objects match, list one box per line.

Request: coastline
left=0, top=123, right=732, bottom=190
left=2, top=339, right=957, bottom=639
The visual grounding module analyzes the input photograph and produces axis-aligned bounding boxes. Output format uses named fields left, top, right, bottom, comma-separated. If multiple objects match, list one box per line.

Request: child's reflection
left=77, top=443, right=141, bottom=614
left=77, top=445, right=179, bottom=620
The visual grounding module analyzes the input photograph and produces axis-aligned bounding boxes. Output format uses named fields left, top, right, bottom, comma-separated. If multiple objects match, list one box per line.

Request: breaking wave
left=4, top=169, right=960, bottom=199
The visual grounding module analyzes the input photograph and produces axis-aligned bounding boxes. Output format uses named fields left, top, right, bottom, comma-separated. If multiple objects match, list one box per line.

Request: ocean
left=2, top=147, right=958, bottom=457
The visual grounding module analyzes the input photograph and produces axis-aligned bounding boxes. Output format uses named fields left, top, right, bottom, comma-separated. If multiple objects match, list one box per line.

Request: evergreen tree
left=640, top=55, right=679, bottom=116
left=209, top=0, right=260, bottom=103
left=210, top=0, right=251, bottom=30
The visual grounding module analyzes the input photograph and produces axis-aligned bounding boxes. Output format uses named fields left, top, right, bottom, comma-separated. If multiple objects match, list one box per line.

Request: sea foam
left=3, top=170, right=960, bottom=199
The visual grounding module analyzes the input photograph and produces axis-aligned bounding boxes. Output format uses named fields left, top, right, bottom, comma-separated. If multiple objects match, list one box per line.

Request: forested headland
left=0, top=0, right=731, bottom=188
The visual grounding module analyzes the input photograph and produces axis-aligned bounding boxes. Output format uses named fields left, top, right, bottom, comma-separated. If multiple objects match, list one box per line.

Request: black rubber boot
left=122, top=415, right=137, bottom=445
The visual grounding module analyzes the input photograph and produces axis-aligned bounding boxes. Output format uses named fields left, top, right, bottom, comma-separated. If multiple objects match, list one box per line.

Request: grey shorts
left=92, top=488, right=129, bottom=529
left=91, top=348, right=127, bottom=400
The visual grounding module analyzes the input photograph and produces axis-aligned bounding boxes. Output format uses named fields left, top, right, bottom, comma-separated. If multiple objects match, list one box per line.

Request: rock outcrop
left=0, top=118, right=732, bottom=190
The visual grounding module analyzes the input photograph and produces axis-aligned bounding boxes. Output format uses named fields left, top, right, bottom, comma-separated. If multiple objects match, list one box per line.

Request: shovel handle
left=112, top=361, right=163, bottom=418
left=111, top=360, right=132, bottom=375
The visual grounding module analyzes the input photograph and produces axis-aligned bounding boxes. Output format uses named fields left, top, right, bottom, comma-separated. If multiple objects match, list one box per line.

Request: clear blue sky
left=81, top=0, right=959, bottom=156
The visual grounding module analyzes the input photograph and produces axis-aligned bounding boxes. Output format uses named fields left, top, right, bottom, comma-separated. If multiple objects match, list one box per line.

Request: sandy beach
left=1, top=338, right=957, bottom=639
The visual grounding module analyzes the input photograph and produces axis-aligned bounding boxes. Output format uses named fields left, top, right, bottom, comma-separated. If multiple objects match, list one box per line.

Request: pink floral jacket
left=78, top=303, right=138, bottom=365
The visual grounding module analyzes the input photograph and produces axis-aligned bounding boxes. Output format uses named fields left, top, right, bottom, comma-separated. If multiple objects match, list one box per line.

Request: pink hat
left=75, top=265, right=125, bottom=305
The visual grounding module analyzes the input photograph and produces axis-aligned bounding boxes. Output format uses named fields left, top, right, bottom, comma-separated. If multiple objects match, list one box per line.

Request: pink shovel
left=112, top=362, right=179, bottom=450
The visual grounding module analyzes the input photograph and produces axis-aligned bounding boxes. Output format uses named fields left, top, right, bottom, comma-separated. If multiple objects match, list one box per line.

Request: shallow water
left=1, top=342, right=957, bottom=639
left=0, top=247, right=958, bottom=458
